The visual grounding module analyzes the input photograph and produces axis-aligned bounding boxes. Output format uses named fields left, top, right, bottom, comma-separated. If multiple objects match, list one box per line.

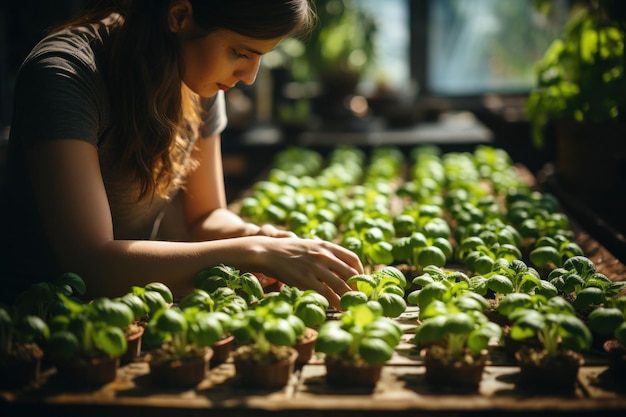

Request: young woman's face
left=179, top=29, right=282, bottom=98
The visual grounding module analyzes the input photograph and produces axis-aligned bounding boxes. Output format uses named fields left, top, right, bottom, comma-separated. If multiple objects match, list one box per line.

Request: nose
left=235, top=57, right=261, bottom=86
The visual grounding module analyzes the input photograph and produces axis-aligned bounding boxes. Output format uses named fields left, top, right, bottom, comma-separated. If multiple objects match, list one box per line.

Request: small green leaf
left=55, top=272, right=87, bottom=296
left=155, top=308, right=187, bottom=334
left=587, top=307, right=624, bottom=335
left=529, top=245, right=561, bottom=268
left=139, top=291, right=168, bottom=316
left=443, top=312, right=474, bottom=334
left=295, top=303, right=327, bottom=327
left=418, top=246, right=447, bottom=268
left=347, top=274, right=377, bottom=295
left=377, top=265, right=407, bottom=288
left=48, top=330, right=79, bottom=361
left=145, top=282, right=173, bottom=304
left=414, top=315, right=446, bottom=345
left=377, top=292, right=407, bottom=318
left=340, top=291, right=369, bottom=310
left=94, top=326, right=127, bottom=357
left=413, top=282, right=447, bottom=309
left=264, top=318, right=297, bottom=347
left=358, top=337, right=395, bottom=364
left=534, top=279, right=559, bottom=299
left=368, top=241, right=395, bottom=265
left=316, top=325, right=353, bottom=355
left=472, top=255, right=495, bottom=275
left=574, top=286, right=606, bottom=310
left=240, top=272, right=264, bottom=300
left=486, top=274, right=514, bottom=295
left=188, top=313, right=224, bottom=347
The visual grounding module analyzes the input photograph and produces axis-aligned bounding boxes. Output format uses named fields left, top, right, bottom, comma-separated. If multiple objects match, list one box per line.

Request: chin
left=197, top=89, right=219, bottom=98
left=202, top=91, right=220, bottom=98
left=184, top=82, right=218, bottom=98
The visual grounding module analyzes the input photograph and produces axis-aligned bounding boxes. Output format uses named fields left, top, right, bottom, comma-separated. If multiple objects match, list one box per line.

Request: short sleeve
left=12, top=41, right=106, bottom=147
left=199, top=90, right=228, bottom=138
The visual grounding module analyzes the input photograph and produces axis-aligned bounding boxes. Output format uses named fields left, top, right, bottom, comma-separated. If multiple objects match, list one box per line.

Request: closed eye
left=232, top=49, right=250, bottom=59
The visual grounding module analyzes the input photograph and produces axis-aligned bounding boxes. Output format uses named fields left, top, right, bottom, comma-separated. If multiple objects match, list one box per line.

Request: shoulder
left=21, top=14, right=120, bottom=79
left=11, top=15, right=121, bottom=145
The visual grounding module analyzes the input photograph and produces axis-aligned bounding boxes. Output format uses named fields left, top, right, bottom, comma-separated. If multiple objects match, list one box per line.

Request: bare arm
left=181, top=133, right=293, bottom=239
left=27, top=139, right=362, bottom=307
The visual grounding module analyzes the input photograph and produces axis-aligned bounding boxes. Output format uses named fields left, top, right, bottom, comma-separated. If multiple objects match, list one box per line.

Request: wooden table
left=2, top=308, right=626, bottom=417
left=3, top=165, right=626, bottom=417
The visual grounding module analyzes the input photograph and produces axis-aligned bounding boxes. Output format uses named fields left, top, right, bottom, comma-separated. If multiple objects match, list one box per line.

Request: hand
left=251, top=236, right=364, bottom=310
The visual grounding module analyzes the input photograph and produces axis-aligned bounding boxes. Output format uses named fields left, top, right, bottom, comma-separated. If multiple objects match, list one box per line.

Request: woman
left=0, top=0, right=363, bottom=308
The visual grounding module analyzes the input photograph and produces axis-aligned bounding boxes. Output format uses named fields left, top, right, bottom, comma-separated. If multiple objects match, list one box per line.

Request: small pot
left=146, top=347, right=213, bottom=388
left=210, top=334, right=235, bottom=366
left=324, top=357, right=383, bottom=387
left=294, top=328, right=318, bottom=365
left=233, top=346, right=298, bottom=388
left=0, top=345, right=44, bottom=389
left=421, top=347, right=487, bottom=389
left=55, top=355, right=120, bottom=387
left=121, top=324, right=144, bottom=364
left=603, top=339, right=626, bottom=377
left=514, top=348, right=583, bottom=392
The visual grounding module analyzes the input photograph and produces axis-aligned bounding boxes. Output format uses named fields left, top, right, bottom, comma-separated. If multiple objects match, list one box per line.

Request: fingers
left=303, top=272, right=343, bottom=310
left=249, top=236, right=363, bottom=310
left=319, top=240, right=364, bottom=277
left=300, top=240, right=358, bottom=307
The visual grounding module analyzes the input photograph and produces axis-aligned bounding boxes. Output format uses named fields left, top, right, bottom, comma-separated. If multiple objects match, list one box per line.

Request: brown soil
left=231, top=344, right=293, bottom=365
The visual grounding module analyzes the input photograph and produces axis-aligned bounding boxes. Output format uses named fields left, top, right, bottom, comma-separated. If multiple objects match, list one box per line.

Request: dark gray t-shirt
left=1, top=14, right=227, bottom=302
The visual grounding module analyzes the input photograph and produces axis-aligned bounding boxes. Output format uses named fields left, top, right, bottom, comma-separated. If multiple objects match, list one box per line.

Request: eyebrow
left=243, top=46, right=264, bottom=56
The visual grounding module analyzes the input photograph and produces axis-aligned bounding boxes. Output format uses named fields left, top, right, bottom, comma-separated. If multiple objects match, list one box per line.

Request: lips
left=217, top=83, right=232, bottom=92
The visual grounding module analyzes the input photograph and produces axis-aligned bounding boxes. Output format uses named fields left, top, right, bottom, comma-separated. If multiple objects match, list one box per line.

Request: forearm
left=61, top=234, right=362, bottom=310
left=189, top=207, right=260, bottom=240
left=70, top=236, right=266, bottom=299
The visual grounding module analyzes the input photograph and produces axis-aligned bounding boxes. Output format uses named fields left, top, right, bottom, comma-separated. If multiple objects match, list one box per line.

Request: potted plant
left=546, top=255, right=625, bottom=322
left=260, top=285, right=329, bottom=365
left=178, top=286, right=248, bottom=365
left=496, top=292, right=545, bottom=357
left=527, top=0, right=626, bottom=191
left=391, top=230, right=453, bottom=276
left=142, top=305, right=228, bottom=388
left=129, top=281, right=174, bottom=318
left=12, top=272, right=87, bottom=320
left=229, top=298, right=305, bottom=388
left=46, top=294, right=135, bottom=387
left=0, top=306, right=49, bottom=389
left=339, top=222, right=395, bottom=273
left=113, top=292, right=148, bottom=363
left=406, top=265, right=487, bottom=315
left=315, top=302, right=403, bottom=387
left=467, top=259, right=558, bottom=325
left=504, top=293, right=593, bottom=392
left=193, top=264, right=265, bottom=306
left=586, top=296, right=626, bottom=376
left=528, top=234, right=584, bottom=273
left=413, top=294, right=502, bottom=389
left=107, top=281, right=175, bottom=362
left=339, top=265, right=408, bottom=319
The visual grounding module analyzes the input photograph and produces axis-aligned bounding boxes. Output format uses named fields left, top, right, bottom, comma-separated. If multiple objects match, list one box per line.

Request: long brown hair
left=57, top=0, right=315, bottom=200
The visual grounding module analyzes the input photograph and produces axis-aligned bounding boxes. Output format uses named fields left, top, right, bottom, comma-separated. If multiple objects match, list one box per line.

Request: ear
left=168, top=0, right=193, bottom=33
